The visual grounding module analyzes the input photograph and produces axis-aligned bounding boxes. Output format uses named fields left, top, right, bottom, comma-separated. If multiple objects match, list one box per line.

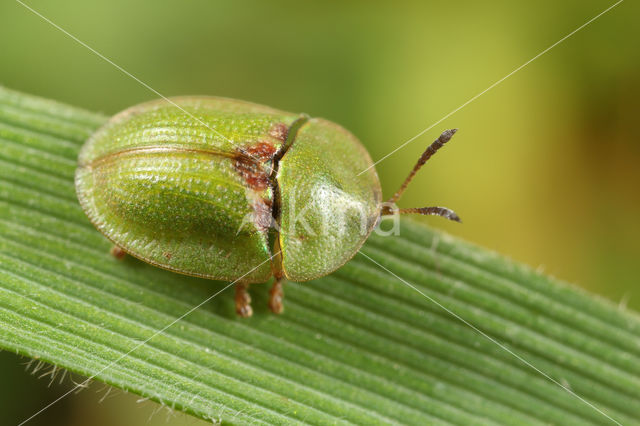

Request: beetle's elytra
left=76, top=97, right=459, bottom=317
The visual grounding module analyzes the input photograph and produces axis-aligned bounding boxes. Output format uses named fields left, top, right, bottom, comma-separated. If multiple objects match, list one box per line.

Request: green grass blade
left=0, top=86, right=639, bottom=425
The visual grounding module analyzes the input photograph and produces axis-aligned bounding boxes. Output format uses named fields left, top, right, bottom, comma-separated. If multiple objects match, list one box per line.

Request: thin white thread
left=358, top=250, right=622, bottom=425
left=13, top=0, right=626, bottom=424
left=359, top=0, right=624, bottom=175
left=18, top=251, right=279, bottom=426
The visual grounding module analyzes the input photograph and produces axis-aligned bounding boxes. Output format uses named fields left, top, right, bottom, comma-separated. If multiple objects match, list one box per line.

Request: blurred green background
left=1, top=0, right=638, bottom=424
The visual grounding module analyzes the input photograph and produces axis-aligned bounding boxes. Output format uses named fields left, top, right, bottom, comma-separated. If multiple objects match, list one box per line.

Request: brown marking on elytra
left=234, top=142, right=279, bottom=234
left=233, top=141, right=277, bottom=191
left=269, top=123, right=289, bottom=143
left=253, top=197, right=273, bottom=232
left=242, top=141, right=278, bottom=161
left=163, top=252, right=172, bottom=260
left=234, top=161, right=269, bottom=190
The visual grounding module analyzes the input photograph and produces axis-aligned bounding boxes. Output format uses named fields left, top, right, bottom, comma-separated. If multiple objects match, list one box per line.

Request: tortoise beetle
left=76, top=97, right=459, bottom=316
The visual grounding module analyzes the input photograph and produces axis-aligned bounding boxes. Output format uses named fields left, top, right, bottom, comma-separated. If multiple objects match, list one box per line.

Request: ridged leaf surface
left=0, top=87, right=639, bottom=425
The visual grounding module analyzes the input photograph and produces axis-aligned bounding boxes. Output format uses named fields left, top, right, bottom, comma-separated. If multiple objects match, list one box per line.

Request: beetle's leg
left=268, top=276, right=286, bottom=314
left=110, top=245, right=126, bottom=260
left=235, top=282, right=253, bottom=317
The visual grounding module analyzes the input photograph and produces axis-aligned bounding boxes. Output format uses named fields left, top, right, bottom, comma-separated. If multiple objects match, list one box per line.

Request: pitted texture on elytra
left=79, top=97, right=295, bottom=165
left=76, top=96, right=382, bottom=283
left=76, top=97, right=299, bottom=282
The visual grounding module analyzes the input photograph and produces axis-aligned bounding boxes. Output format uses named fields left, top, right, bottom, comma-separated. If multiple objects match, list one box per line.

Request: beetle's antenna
left=391, top=206, right=461, bottom=223
left=386, top=129, right=458, bottom=204
left=381, top=129, right=461, bottom=223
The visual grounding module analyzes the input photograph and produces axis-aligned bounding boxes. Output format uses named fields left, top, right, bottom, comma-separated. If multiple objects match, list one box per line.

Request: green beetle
left=76, top=97, right=459, bottom=316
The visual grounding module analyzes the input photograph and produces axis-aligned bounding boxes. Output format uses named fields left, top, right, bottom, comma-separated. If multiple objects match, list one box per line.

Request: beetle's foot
left=110, top=245, right=126, bottom=260
left=268, top=278, right=285, bottom=314
left=235, top=282, right=253, bottom=317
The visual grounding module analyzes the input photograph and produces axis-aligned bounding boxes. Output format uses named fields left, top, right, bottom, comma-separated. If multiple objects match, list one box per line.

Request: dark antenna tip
left=390, top=206, right=462, bottom=223
left=446, top=210, right=462, bottom=223
left=439, top=128, right=458, bottom=143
